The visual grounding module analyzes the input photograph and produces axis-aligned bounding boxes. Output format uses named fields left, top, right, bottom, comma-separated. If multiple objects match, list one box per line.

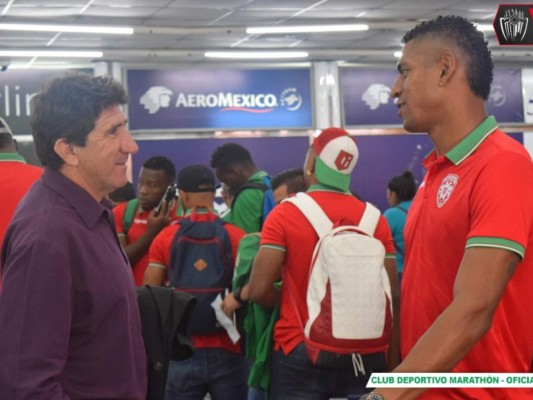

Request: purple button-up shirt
left=0, top=169, right=147, bottom=399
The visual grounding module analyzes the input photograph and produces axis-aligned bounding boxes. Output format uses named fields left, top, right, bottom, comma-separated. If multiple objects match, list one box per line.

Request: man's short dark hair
left=108, top=182, right=136, bottom=204
left=30, top=72, right=129, bottom=171
left=402, top=15, right=493, bottom=100
left=272, top=168, right=306, bottom=194
left=210, top=143, right=254, bottom=171
left=142, top=156, right=176, bottom=181
left=0, top=117, right=14, bottom=149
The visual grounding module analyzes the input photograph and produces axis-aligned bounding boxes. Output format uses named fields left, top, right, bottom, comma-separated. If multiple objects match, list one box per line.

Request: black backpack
left=168, top=210, right=233, bottom=334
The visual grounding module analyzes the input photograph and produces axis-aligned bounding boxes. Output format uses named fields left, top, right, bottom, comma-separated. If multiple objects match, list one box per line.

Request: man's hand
left=221, top=293, right=242, bottom=318
left=147, top=200, right=173, bottom=232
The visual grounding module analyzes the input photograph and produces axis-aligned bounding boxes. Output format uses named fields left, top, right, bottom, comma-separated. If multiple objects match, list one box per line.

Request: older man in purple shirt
left=0, top=73, right=147, bottom=399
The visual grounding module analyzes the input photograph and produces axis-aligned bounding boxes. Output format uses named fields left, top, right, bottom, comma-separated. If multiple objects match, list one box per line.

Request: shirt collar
left=0, top=152, right=26, bottom=163
left=184, top=207, right=218, bottom=217
left=307, top=183, right=351, bottom=194
left=424, top=116, right=498, bottom=166
left=41, top=168, right=111, bottom=229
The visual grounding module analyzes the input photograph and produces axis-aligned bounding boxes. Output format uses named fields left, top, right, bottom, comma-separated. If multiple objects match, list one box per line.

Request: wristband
left=233, top=286, right=248, bottom=306
left=359, top=393, right=385, bottom=400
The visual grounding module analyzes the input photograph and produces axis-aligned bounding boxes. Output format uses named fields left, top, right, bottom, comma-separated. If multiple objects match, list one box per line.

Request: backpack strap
left=357, top=202, right=381, bottom=237
left=232, top=181, right=268, bottom=205
left=123, top=198, right=139, bottom=235
left=397, top=206, right=408, bottom=214
left=284, top=192, right=332, bottom=239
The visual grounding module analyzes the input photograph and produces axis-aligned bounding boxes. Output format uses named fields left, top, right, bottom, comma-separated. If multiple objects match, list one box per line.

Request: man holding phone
left=113, top=155, right=181, bottom=285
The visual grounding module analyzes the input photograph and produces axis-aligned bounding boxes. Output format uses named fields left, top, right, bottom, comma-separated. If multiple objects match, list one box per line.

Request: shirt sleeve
left=259, top=204, right=288, bottom=251
left=375, top=214, right=396, bottom=257
left=467, top=151, right=533, bottom=259
left=112, top=202, right=126, bottom=235
left=0, top=241, right=72, bottom=399
left=148, top=226, right=176, bottom=269
left=225, top=224, right=246, bottom=267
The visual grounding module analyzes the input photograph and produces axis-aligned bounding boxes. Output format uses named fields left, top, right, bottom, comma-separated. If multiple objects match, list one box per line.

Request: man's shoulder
left=112, top=201, right=128, bottom=216
left=484, top=129, right=532, bottom=161
left=222, top=220, right=246, bottom=240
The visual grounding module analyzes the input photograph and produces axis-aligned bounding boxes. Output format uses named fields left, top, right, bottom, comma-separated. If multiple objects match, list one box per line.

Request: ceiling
left=1, top=0, right=532, bottom=70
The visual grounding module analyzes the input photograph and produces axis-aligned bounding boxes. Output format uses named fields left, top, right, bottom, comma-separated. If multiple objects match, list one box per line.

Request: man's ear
left=178, top=189, right=189, bottom=209
left=438, top=51, right=457, bottom=86
left=53, top=138, right=79, bottom=166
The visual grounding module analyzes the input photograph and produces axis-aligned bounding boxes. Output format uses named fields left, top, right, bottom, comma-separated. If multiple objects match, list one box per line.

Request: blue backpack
left=232, top=175, right=276, bottom=229
left=168, top=210, right=233, bottom=335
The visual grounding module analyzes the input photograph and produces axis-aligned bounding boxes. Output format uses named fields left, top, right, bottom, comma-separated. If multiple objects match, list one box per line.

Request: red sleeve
left=259, top=203, right=289, bottom=248
left=148, top=224, right=180, bottom=268
left=225, top=224, right=246, bottom=266
left=375, top=214, right=396, bottom=255
left=469, top=151, right=533, bottom=252
left=112, top=202, right=127, bottom=234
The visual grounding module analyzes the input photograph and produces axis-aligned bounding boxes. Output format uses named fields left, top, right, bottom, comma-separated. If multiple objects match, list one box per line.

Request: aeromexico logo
left=139, top=86, right=303, bottom=115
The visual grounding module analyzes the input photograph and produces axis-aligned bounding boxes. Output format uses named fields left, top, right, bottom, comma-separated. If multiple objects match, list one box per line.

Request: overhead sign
left=341, top=69, right=402, bottom=126
left=341, top=68, right=524, bottom=126
left=127, top=68, right=312, bottom=131
left=0, top=69, right=92, bottom=135
left=486, top=68, right=523, bottom=123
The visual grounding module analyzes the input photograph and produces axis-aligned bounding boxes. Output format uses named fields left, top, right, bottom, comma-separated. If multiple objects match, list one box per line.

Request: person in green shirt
left=221, top=168, right=307, bottom=400
left=210, top=143, right=273, bottom=234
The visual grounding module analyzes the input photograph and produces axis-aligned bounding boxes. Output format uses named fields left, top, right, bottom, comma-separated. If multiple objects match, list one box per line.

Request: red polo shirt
left=260, top=185, right=395, bottom=355
left=402, top=116, right=533, bottom=399
left=0, top=153, right=42, bottom=268
left=113, top=200, right=180, bottom=285
left=149, top=208, right=245, bottom=353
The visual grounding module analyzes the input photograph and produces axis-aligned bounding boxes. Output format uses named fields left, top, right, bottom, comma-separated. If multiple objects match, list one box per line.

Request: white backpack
left=286, top=193, right=392, bottom=369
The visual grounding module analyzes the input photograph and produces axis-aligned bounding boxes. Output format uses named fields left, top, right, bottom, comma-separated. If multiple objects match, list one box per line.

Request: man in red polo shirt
left=145, top=164, right=247, bottom=400
left=113, top=156, right=180, bottom=285
left=248, top=128, right=399, bottom=400
left=0, top=118, right=42, bottom=278
left=363, top=16, right=533, bottom=400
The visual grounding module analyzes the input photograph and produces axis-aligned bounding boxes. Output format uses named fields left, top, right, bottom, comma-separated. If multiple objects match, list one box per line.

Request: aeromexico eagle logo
left=139, top=86, right=303, bottom=114
left=436, top=174, right=459, bottom=208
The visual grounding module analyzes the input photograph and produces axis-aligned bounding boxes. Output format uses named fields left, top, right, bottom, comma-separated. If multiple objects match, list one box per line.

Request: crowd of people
left=0, top=15, right=532, bottom=400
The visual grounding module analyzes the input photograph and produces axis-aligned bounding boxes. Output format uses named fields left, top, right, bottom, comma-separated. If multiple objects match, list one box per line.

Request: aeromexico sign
left=127, top=69, right=312, bottom=131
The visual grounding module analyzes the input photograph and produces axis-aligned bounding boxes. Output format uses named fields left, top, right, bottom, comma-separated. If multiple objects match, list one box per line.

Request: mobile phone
left=155, top=184, right=176, bottom=214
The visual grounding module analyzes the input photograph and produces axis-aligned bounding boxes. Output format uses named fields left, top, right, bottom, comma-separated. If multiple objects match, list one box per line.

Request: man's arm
left=0, top=242, right=72, bottom=399
left=119, top=205, right=172, bottom=265
left=248, top=246, right=284, bottom=309
left=143, top=264, right=166, bottom=286
left=375, top=247, right=519, bottom=400
left=384, top=257, right=401, bottom=370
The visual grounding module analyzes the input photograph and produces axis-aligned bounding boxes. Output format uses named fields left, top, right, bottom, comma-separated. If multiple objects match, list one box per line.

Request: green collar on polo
left=446, top=115, right=498, bottom=166
left=0, top=152, right=26, bottom=163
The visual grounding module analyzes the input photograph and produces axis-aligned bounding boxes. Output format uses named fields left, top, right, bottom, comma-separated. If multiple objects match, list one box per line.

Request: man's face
left=215, top=166, right=243, bottom=193
left=72, top=105, right=138, bottom=200
left=273, top=184, right=289, bottom=205
left=391, top=38, right=442, bottom=133
left=137, top=168, right=173, bottom=211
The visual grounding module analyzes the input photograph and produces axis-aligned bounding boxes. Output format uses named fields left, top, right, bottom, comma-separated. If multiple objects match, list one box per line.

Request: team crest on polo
left=436, top=174, right=459, bottom=208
